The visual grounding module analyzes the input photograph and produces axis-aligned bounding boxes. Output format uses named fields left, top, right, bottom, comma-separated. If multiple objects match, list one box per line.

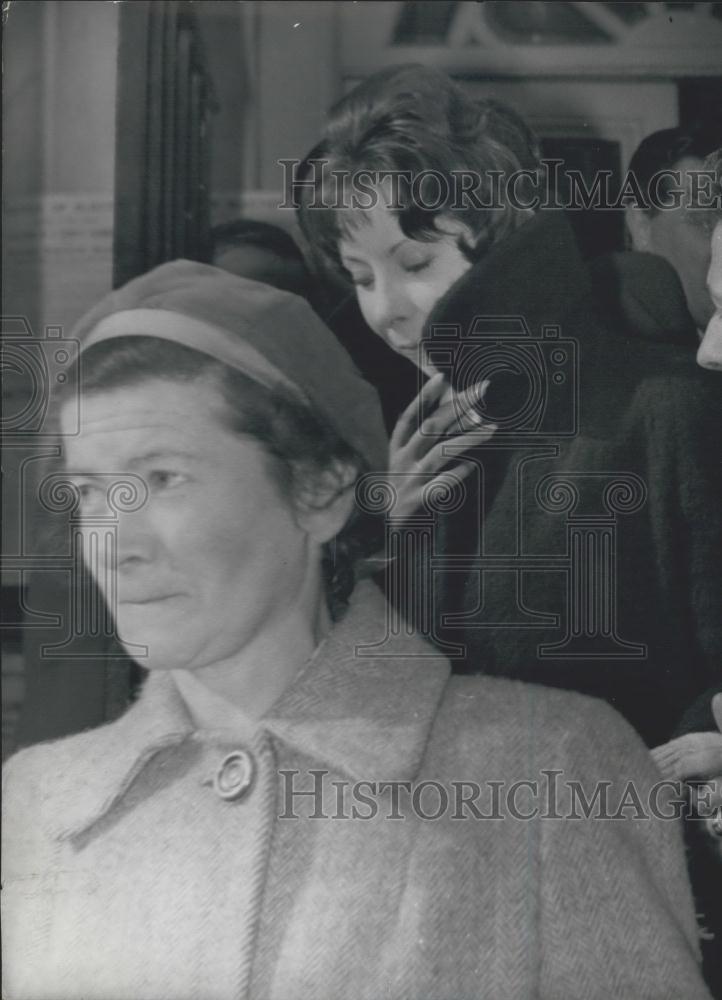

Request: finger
left=431, top=425, right=498, bottom=459
left=416, top=394, right=493, bottom=436
left=390, top=372, right=448, bottom=450
left=417, top=381, right=492, bottom=438
left=683, top=747, right=722, bottom=780
left=650, top=745, right=679, bottom=777
left=454, top=379, right=491, bottom=415
left=413, top=431, right=494, bottom=478
left=688, top=779, right=722, bottom=813
left=392, top=415, right=496, bottom=480
left=651, top=734, right=722, bottom=780
left=417, top=370, right=453, bottom=415
left=413, top=460, right=477, bottom=488
left=390, top=462, right=477, bottom=524
left=453, top=405, right=496, bottom=433
left=409, top=411, right=498, bottom=463
left=394, top=398, right=479, bottom=464
left=652, top=734, right=722, bottom=769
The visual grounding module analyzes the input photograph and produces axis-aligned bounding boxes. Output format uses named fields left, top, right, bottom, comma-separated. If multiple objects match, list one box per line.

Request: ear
left=294, top=461, right=359, bottom=545
left=713, top=692, right=722, bottom=734
left=625, top=207, right=653, bottom=252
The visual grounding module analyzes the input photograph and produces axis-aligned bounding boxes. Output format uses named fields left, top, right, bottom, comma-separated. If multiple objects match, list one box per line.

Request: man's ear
left=294, top=461, right=359, bottom=544
left=626, top=207, right=653, bottom=252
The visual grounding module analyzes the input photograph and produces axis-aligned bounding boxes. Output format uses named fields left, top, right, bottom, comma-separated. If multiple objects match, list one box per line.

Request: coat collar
left=52, top=583, right=451, bottom=840
left=425, top=210, right=591, bottom=339
left=425, top=209, right=697, bottom=348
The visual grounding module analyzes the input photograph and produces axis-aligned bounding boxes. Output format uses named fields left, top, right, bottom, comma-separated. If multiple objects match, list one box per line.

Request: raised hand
left=387, top=371, right=497, bottom=523
left=651, top=693, right=722, bottom=838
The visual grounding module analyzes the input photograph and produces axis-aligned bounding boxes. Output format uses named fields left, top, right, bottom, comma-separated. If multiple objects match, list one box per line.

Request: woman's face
left=338, top=204, right=474, bottom=373
left=61, top=376, right=328, bottom=672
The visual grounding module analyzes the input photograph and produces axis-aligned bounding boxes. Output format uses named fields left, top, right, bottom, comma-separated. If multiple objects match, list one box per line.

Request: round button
left=213, top=750, right=255, bottom=802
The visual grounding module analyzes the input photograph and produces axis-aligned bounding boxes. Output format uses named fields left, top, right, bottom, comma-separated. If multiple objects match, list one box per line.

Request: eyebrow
left=340, top=238, right=412, bottom=266
left=64, top=449, right=200, bottom=474
left=128, top=449, right=198, bottom=466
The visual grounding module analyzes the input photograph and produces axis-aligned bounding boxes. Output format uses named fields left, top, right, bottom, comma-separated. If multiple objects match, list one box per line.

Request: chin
left=120, top=639, right=186, bottom=672
left=697, top=315, right=722, bottom=370
left=116, top=620, right=191, bottom=670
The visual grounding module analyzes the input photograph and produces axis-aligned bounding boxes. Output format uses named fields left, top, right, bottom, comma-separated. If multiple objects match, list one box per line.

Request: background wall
left=3, top=0, right=118, bottom=336
left=237, top=1, right=339, bottom=228
left=197, top=0, right=248, bottom=224
left=2, top=0, right=120, bottom=759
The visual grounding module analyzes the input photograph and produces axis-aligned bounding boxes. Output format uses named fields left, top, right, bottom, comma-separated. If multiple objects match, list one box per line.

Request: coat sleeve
left=2, top=747, right=63, bottom=1000
left=538, top=698, right=712, bottom=1000
left=643, top=372, right=722, bottom=690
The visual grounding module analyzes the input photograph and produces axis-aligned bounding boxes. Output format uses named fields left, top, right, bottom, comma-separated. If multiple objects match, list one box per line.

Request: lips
left=385, top=329, right=419, bottom=354
left=391, top=342, right=419, bottom=357
left=119, top=594, right=182, bottom=606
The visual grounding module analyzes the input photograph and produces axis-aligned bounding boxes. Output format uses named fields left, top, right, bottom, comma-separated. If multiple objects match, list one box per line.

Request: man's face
left=61, top=377, right=319, bottom=672
left=697, top=219, right=722, bottom=371
left=635, top=156, right=715, bottom=331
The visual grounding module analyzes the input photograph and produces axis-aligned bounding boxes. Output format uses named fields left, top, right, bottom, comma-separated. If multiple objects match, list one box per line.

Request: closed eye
left=350, top=275, right=374, bottom=290
left=404, top=259, right=432, bottom=274
left=343, top=264, right=373, bottom=290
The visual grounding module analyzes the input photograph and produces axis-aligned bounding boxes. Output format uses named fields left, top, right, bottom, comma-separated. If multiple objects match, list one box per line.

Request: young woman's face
left=338, top=204, right=474, bottom=373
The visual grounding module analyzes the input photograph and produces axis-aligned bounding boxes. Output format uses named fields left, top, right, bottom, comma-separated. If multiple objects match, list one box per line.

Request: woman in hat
left=2, top=261, right=712, bottom=999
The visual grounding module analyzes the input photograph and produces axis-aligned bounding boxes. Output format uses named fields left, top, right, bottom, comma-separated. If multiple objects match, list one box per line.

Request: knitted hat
left=70, top=260, right=388, bottom=471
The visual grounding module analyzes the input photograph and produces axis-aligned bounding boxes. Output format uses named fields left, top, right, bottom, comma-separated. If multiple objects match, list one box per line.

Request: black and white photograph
left=2, top=2, right=722, bottom=997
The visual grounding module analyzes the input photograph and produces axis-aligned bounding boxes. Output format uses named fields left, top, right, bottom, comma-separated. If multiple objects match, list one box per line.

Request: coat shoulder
left=2, top=721, right=119, bottom=836
left=4, top=722, right=114, bottom=789
left=429, top=675, right=655, bottom=777
left=440, top=672, right=637, bottom=735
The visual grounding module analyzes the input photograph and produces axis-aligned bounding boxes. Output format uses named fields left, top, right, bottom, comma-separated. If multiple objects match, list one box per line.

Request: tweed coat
left=2, top=583, right=711, bottom=1000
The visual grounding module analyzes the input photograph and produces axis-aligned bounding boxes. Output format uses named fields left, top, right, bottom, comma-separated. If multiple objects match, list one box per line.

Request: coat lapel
left=51, top=583, right=451, bottom=839
left=263, top=583, right=451, bottom=781
left=50, top=674, right=194, bottom=840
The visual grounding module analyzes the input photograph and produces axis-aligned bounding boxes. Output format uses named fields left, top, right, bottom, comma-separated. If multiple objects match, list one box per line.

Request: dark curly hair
left=628, top=125, right=721, bottom=218
left=57, top=336, right=379, bottom=619
left=297, top=64, right=541, bottom=279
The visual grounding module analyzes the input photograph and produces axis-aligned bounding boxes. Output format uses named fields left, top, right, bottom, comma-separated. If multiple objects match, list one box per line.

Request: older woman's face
left=61, top=377, right=320, bottom=672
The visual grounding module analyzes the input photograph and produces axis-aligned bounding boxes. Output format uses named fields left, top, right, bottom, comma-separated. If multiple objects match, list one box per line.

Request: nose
left=81, top=507, right=156, bottom=589
left=115, top=507, right=157, bottom=572
left=366, top=275, right=412, bottom=345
